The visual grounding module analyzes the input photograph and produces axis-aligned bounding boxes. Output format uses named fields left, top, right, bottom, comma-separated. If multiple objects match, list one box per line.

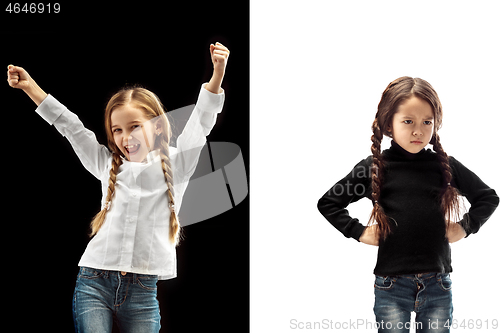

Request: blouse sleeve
left=35, top=94, right=112, bottom=179
left=450, top=156, right=499, bottom=237
left=171, top=84, right=224, bottom=186
left=317, top=156, right=373, bottom=241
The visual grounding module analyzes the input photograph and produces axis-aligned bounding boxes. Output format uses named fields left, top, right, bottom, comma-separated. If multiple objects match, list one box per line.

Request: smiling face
left=388, top=96, right=435, bottom=154
left=110, top=104, right=159, bottom=162
left=104, top=87, right=172, bottom=163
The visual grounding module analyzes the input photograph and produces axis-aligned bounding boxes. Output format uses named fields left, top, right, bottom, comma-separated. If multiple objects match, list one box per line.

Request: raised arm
left=172, top=41, right=228, bottom=184
left=7, top=64, right=111, bottom=179
left=7, top=65, right=48, bottom=106
left=205, top=43, right=230, bottom=94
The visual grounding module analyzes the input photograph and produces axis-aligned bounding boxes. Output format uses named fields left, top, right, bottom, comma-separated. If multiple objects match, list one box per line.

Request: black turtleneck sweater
left=317, top=141, right=499, bottom=276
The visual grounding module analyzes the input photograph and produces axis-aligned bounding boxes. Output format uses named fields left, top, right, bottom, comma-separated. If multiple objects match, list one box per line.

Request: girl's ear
left=386, top=124, right=393, bottom=137
left=154, top=118, right=163, bottom=136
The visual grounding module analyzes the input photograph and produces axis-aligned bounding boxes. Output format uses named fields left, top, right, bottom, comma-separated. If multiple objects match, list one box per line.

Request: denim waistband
left=396, top=272, right=447, bottom=280
left=79, top=266, right=158, bottom=280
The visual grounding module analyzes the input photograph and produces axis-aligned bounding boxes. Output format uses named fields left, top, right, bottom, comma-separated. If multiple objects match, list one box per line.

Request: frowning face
left=388, top=96, right=435, bottom=154
left=110, top=104, right=160, bottom=162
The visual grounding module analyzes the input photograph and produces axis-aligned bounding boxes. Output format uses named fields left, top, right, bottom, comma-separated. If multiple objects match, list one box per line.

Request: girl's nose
left=122, top=132, right=133, bottom=145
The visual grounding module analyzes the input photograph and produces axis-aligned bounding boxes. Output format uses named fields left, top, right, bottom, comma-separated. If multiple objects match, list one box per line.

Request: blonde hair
left=89, top=87, right=181, bottom=245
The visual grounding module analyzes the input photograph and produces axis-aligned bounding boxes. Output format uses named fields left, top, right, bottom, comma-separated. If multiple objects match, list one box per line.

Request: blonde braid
left=158, top=139, right=181, bottom=245
left=89, top=153, right=122, bottom=236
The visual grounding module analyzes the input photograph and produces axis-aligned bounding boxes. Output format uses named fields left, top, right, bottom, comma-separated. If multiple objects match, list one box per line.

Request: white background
left=251, top=1, right=500, bottom=332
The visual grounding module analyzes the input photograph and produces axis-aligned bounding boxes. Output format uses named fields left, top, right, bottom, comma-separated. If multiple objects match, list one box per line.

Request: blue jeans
left=73, top=267, right=161, bottom=333
left=374, top=273, right=453, bottom=333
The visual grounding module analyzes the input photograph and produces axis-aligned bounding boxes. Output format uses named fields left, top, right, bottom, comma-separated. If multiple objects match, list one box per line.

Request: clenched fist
left=205, top=42, right=230, bottom=94
left=210, top=42, right=230, bottom=75
left=359, top=224, right=380, bottom=246
left=7, top=64, right=47, bottom=105
left=7, top=65, right=32, bottom=90
left=446, top=222, right=466, bottom=243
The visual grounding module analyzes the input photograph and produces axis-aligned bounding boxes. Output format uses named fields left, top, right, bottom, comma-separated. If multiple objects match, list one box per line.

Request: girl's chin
left=125, top=149, right=149, bottom=162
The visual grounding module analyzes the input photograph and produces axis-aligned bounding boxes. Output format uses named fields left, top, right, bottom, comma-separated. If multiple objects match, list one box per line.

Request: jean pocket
left=78, top=267, right=105, bottom=280
left=374, top=275, right=397, bottom=291
left=437, top=273, right=452, bottom=292
left=137, top=277, right=158, bottom=291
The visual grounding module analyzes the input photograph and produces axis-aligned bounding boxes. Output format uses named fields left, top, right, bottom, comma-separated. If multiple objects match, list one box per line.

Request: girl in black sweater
left=317, top=77, right=498, bottom=333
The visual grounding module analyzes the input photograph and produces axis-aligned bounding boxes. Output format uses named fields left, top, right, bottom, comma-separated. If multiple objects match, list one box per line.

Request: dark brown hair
left=368, top=76, right=461, bottom=240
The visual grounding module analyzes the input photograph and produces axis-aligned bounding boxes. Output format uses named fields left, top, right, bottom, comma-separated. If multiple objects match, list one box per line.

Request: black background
left=1, top=2, right=249, bottom=332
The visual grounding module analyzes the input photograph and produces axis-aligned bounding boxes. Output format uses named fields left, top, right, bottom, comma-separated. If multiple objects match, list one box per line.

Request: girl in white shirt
left=7, top=42, right=229, bottom=333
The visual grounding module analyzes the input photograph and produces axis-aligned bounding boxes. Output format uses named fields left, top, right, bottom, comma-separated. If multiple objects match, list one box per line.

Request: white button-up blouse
left=36, top=84, right=224, bottom=280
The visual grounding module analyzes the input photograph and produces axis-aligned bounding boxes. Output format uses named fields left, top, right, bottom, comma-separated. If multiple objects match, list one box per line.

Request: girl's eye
left=403, top=120, right=413, bottom=124
left=424, top=121, right=433, bottom=125
left=113, top=128, right=122, bottom=133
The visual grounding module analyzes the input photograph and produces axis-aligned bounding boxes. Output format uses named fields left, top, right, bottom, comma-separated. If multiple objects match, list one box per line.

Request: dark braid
left=431, top=133, right=462, bottom=227
left=368, top=119, right=391, bottom=239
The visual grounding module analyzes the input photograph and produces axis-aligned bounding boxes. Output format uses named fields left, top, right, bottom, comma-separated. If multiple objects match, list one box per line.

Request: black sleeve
left=450, top=156, right=499, bottom=237
left=317, top=156, right=373, bottom=241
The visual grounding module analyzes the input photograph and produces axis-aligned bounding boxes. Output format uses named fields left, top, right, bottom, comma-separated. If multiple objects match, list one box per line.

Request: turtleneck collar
left=383, top=140, right=434, bottom=161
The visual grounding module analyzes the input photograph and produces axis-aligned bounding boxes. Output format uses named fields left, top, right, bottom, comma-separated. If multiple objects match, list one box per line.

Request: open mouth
left=125, top=144, right=141, bottom=155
